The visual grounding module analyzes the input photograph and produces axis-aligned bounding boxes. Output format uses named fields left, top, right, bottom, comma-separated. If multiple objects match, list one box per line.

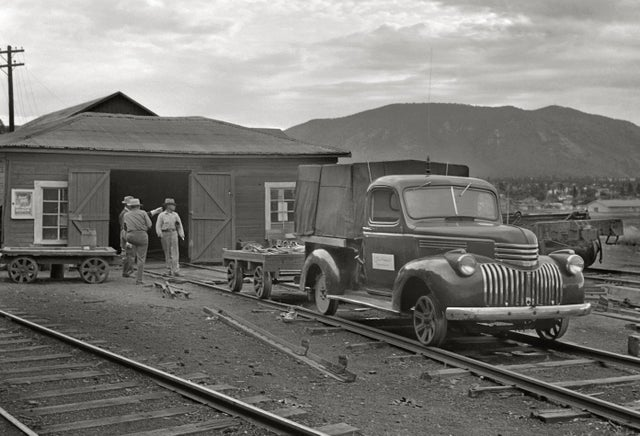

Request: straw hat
left=127, top=198, right=141, bottom=207
left=122, top=195, right=134, bottom=205
left=164, top=198, right=176, bottom=206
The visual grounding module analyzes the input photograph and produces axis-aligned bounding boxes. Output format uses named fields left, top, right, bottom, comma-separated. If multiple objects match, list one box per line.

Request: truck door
left=362, top=187, right=404, bottom=291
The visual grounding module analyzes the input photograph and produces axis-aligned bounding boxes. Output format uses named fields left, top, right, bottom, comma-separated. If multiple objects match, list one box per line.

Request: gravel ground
left=0, top=262, right=637, bottom=436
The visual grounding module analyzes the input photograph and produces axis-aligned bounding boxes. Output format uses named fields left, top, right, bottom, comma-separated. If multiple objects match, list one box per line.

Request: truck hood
left=409, top=221, right=538, bottom=246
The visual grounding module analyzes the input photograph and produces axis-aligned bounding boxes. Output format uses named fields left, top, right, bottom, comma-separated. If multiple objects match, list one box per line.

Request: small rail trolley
left=2, top=246, right=118, bottom=284
left=222, top=244, right=304, bottom=299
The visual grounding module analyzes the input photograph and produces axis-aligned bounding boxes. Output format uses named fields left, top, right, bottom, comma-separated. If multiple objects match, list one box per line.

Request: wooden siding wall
left=90, top=96, right=156, bottom=116
left=0, top=157, right=5, bottom=206
left=2, top=152, right=335, bottom=249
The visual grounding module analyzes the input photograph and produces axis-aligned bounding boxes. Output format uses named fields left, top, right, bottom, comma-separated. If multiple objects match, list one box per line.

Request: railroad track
left=153, top=266, right=640, bottom=432
left=0, top=308, right=350, bottom=436
left=585, top=268, right=640, bottom=287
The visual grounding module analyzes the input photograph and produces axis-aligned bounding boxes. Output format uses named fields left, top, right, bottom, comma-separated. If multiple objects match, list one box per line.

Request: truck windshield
left=403, top=186, right=499, bottom=221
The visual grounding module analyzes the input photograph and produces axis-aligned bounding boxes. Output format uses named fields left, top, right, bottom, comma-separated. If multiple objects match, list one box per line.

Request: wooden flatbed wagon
left=1, top=247, right=118, bottom=284
left=222, top=248, right=304, bottom=299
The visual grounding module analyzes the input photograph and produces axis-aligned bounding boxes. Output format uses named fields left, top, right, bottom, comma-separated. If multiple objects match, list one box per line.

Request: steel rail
left=505, top=331, right=640, bottom=368
left=164, top=271, right=640, bottom=430
left=585, top=267, right=640, bottom=278
left=0, top=404, right=38, bottom=436
left=0, top=309, right=330, bottom=436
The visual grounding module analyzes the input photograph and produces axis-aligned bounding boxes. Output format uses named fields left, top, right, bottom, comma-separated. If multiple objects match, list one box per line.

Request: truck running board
left=328, top=291, right=399, bottom=314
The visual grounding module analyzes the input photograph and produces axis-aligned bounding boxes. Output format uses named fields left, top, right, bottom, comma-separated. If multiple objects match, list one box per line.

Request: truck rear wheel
left=314, top=271, right=338, bottom=316
left=413, top=294, right=447, bottom=346
left=535, top=318, right=569, bottom=340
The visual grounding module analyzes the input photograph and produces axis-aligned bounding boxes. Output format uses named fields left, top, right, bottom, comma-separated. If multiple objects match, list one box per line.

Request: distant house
left=0, top=92, right=348, bottom=262
left=587, top=199, right=640, bottom=216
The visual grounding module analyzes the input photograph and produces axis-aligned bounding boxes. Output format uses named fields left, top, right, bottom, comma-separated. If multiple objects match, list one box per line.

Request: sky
left=1, top=0, right=639, bottom=128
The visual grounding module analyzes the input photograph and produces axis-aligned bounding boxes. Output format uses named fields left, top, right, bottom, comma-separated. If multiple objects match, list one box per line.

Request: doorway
left=110, top=170, right=189, bottom=260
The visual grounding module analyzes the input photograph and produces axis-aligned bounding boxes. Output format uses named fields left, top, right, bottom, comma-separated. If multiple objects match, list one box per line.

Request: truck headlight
left=566, top=254, right=584, bottom=276
left=456, top=254, right=477, bottom=277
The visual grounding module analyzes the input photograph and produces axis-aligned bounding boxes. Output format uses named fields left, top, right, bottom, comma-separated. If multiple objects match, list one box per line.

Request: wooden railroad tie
left=203, top=306, right=356, bottom=383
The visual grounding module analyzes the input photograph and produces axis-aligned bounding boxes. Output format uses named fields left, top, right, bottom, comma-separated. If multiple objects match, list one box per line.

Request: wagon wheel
left=253, top=266, right=272, bottom=299
left=79, top=257, right=110, bottom=284
left=227, top=260, right=244, bottom=292
left=535, top=318, right=569, bottom=341
left=8, top=257, right=38, bottom=283
left=413, top=294, right=448, bottom=346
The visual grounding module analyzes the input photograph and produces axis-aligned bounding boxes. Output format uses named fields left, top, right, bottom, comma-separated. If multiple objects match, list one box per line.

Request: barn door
left=68, top=170, right=110, bottom=247
left=189, top=172, right=233, bottom=262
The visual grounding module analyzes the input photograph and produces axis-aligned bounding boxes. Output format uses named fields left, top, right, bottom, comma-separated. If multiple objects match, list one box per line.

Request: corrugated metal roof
left=250, top=128, right=292, bottom=139
left=19, top=91, right=157, bottom=130
left=0, top=112, right=349, bottom=157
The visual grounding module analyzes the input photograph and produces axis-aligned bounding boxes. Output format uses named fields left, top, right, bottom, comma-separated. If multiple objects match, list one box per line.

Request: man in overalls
left=155, top=198, right=185, bottom=277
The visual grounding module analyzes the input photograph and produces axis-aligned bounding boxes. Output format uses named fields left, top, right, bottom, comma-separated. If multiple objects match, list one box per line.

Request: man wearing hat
left=155, top=198, right=185, bottom=277
left=118, top=195, right=135, bottom=277
left=123, top=198, right=153, bottom=285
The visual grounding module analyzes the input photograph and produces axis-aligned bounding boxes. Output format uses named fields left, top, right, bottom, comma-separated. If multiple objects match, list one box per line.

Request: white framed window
left=33, top=181, right=68, bottom=245
left=265, top=182, right=296, bottom=238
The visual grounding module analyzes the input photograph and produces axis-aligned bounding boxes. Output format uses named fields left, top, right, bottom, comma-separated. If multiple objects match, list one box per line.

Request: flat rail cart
left=222, top=245, right=305, bottom=299
left=1, top=246, right=118, bottom=284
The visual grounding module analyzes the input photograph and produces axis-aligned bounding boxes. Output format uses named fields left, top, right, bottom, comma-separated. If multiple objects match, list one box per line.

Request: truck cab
left=297, top=163, right=591, bottom=346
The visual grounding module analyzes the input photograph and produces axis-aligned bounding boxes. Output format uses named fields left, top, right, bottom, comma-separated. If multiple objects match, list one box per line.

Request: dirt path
left=0, top=266, right=635, bottom=436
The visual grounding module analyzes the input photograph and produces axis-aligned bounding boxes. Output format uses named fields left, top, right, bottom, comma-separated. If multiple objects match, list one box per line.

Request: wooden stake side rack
left=1, top=246, right=118, bottom=284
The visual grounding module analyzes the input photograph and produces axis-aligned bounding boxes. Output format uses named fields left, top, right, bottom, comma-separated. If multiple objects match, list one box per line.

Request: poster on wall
left=11, top=189, right=35, bottom=219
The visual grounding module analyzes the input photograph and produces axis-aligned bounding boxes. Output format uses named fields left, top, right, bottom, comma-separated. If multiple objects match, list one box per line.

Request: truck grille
left=480, top=263, right=562, bottom=307
left=494, top=243, right=538, bottom=267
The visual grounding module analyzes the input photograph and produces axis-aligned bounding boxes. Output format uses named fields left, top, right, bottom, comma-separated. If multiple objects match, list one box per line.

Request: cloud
left=0, top=0, right=639, bottom=128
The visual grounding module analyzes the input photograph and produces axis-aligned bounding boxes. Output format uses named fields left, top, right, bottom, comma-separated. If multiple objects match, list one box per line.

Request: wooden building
left=0, top=92, right=348, bottom=262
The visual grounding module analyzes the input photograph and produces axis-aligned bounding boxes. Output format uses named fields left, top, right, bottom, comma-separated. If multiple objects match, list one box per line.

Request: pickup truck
left=295, top=161, right=591, bottom=346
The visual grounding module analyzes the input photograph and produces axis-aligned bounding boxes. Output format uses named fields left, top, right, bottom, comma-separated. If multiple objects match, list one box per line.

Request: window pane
left=60, top=189, right=68, bottom=201
left=271, top=212, right=279, bottom=222
left=284, top=189, right=295, bottom=200
left=60, top=227, right=68, bottom=239
left=43, top=188, right=59, bottom=201
left=60, top=202, right=68, bottom=213
left=43, top=215, right=59, bottom=227
left=59, top=215, right=68, bottom=226
left=42, top=228, right=58, bottom=240
left=371, top=190, right=400, bottom=222
left=43, top=202, right=59, bottom=213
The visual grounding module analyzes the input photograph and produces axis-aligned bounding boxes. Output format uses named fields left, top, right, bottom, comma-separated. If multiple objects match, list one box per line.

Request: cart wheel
left=227, top=260, right=244, bottom=292
left=8, top=257, right=38, bottom=283
left=535, top=318, right=569, bottom=341
left=79, top=257, right=109, bottom=284
left=253, top=266, right=272, bottom=299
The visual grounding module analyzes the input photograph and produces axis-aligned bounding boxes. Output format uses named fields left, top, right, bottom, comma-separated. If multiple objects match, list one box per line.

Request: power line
left=0, top=45, right=25, bottom=132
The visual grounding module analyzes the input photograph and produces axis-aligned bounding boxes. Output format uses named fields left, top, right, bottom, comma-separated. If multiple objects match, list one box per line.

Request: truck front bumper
left=445, top=303, right=591, bottom=322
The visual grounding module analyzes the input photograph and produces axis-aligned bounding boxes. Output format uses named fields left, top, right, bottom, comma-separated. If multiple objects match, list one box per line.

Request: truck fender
left=300, top=249, right=344, bottom=296
left=391, top=256, right=457, bottom=313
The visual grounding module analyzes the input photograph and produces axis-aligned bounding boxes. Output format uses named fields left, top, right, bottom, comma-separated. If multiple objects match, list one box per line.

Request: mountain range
left=285, top=103, right=640, bottom=178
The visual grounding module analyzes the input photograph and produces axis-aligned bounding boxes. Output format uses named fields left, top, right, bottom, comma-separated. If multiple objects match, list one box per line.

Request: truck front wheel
left=314, top=272, right=339, bottom=316
left=535, top=318, right=569, bottom=341
left=413, top=294, right=447, bottom=346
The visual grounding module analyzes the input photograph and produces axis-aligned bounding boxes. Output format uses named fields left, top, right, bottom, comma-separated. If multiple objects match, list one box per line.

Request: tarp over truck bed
left=295, top=160, right=469, bottom=239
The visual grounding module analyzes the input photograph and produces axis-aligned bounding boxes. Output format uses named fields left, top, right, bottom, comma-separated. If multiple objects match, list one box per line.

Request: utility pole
left=0, top=45, right=25, bottom=132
